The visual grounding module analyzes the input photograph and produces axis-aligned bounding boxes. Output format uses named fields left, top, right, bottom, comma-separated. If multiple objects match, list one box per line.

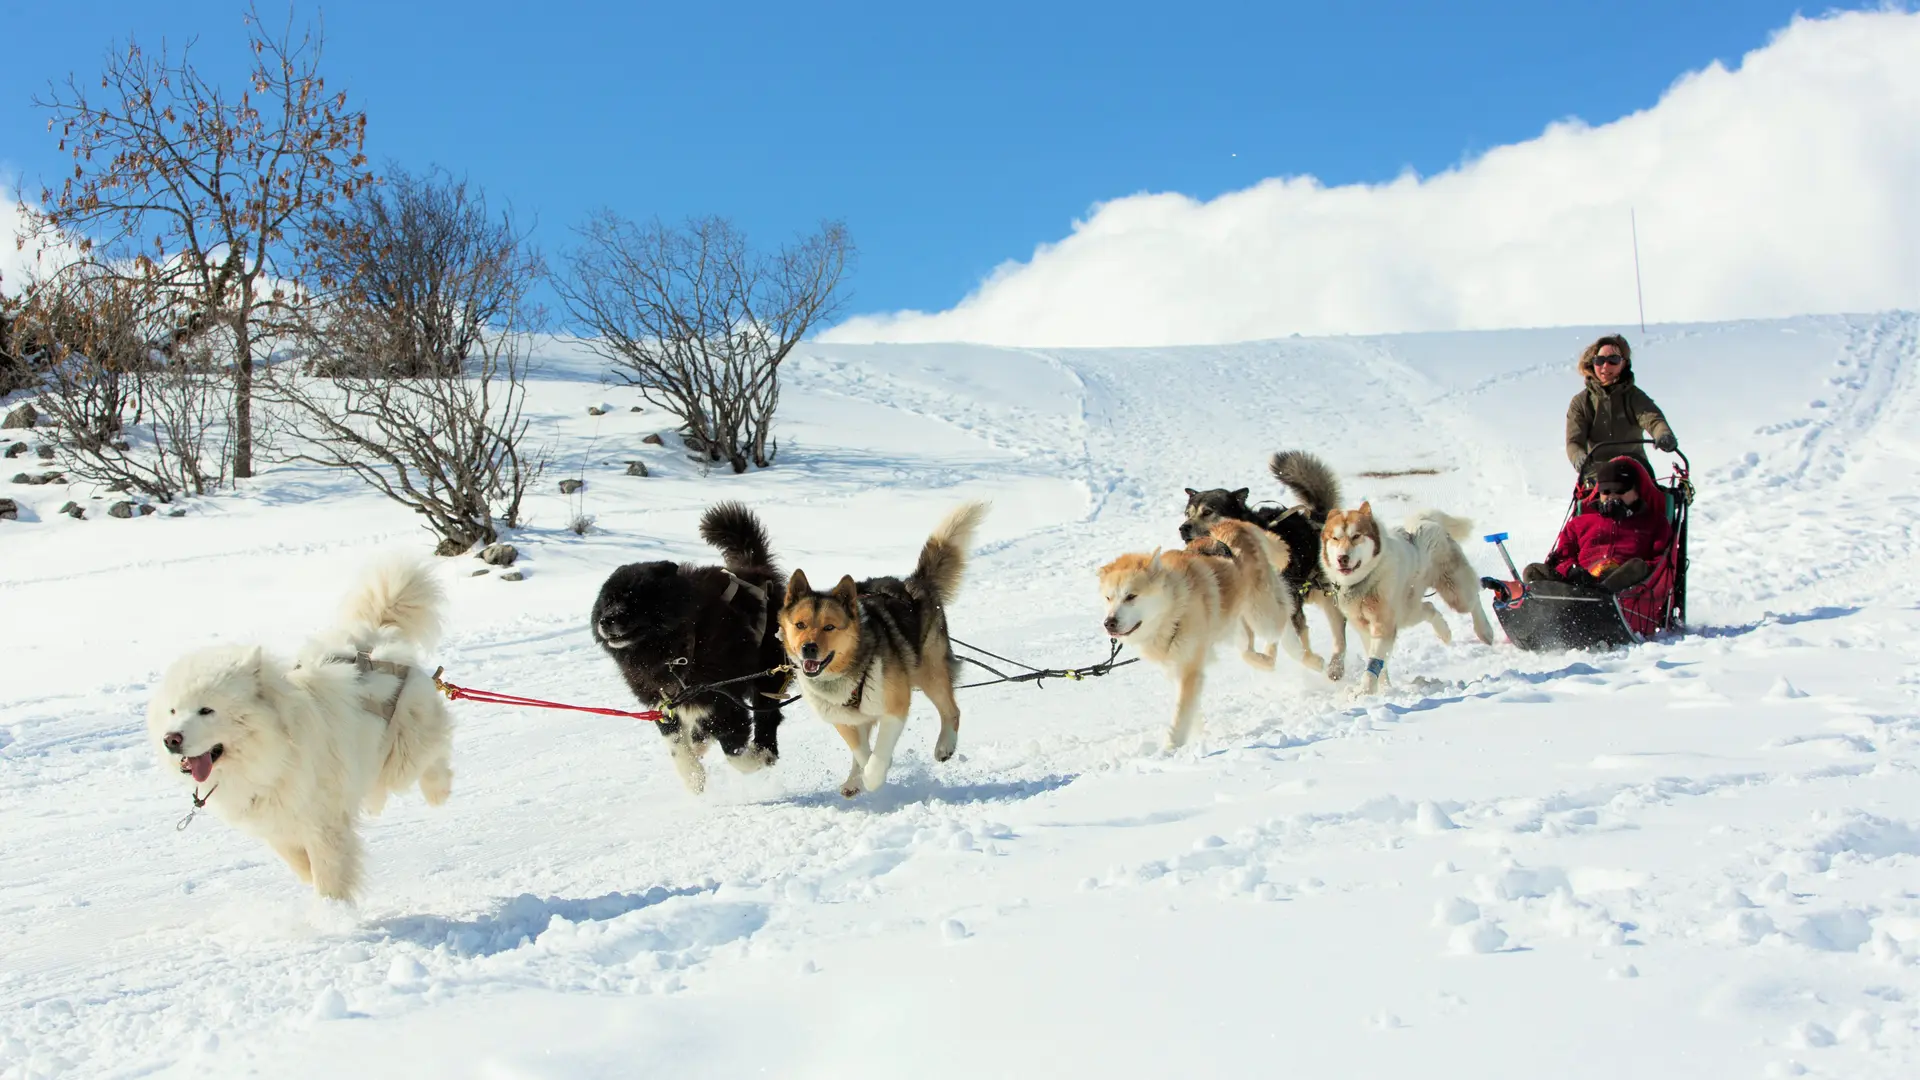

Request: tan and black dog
left=780, top=502, right=988, bottom=798
left=1180, top=450, right=1348, bottom=678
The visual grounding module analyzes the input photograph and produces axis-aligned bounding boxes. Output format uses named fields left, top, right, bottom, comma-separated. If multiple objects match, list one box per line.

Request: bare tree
left=0, top=294, right=31, bottom=398
left=304, top=166, right=527, bottom=377
left=558, top=214, right=851, bottom=473
left=22, top=2, right=370, bottom=481
left=263, top=167, right=547, bottom=552
left=12, top=265, right=234, bottom=499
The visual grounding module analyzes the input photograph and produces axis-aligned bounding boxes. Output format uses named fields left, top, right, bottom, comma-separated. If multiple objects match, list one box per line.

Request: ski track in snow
left=3, top=315, right=1920, bottom=1078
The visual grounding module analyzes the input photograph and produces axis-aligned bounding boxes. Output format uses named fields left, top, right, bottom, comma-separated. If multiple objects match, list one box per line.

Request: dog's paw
left=725, top=745, right=775, bottom=774
left=1344, top=682, right=1374, bottom=703
left=934, top=727, right=959, bottom=763
left=839, top=773, right=865, bottom=799
left=420, top=764, right=453, bottom=806
left=1298, top=651, right=1327, bottom=674
left=674, top=760, right=708, bottom=796
left=861, top=758, right=892, bottom=793
left=1325, top=655, right=1346, bottom=682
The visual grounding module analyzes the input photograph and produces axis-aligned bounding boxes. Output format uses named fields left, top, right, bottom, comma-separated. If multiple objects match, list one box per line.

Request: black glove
left=1654, top=432, right=1677, bottom=453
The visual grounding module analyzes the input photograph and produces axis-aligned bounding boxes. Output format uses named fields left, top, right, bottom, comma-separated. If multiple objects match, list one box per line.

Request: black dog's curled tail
left=1269, top=450, right=1343, bottom=518
left=700, top=502, right=779, bottom=576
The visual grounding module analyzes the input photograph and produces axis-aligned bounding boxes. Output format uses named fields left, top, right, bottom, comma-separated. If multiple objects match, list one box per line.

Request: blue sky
left=0, top=0, right=1864, bottom=324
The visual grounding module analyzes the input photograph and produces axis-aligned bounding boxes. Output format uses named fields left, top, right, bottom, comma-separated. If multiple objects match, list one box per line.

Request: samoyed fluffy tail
left=339, top=557, right=446, bottom=650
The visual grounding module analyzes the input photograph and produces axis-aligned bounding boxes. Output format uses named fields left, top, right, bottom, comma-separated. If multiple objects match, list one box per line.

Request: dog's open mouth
left=799, top=653, right=834, bottom=677
left=1335, top=557, right=1361, bottom=575
left=178, top=744, right=225, bottom=783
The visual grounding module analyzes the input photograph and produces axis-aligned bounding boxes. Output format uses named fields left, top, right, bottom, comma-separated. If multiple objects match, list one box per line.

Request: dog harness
left=328, top=650, right=411, bottom=722
left=178, top=651, right=408, bottom=832
left=719, top=571, right=771, bottom=644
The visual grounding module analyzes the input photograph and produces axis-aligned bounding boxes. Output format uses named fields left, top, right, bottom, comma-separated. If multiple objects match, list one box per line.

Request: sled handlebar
left=1576, top=439, right=1690, bottom=479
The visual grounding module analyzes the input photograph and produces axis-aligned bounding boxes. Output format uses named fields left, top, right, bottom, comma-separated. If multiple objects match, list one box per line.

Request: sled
left=1482, top=441, right=1691, bottom=651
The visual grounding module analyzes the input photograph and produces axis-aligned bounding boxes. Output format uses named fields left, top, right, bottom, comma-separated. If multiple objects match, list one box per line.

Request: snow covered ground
left=3, top=312, right=1919, bottom=1079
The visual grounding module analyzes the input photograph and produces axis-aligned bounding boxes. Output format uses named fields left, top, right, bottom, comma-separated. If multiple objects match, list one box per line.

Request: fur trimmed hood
left=1577, top=335, right=1635, bottom=384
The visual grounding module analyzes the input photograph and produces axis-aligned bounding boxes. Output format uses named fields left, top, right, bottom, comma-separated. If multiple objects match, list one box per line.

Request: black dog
left=591, top=502, right=790, bottom=794
left=1180, top=450, right=1351, bottom=679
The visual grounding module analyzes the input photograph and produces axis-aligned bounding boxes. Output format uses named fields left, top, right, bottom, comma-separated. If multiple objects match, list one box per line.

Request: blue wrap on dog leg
left=1367, top=657, right=1385, bottom=678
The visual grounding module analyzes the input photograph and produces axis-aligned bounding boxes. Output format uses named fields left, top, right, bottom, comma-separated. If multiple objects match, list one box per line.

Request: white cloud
left=825, top=9, right=1920, bottom=347
left=0, top=185, right=35, bottom=295
left=0, top=182, right=77, bottom=297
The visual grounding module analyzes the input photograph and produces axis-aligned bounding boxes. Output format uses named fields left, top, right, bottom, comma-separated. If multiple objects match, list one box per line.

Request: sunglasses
left=1593, top=355, right=1626, bottom=367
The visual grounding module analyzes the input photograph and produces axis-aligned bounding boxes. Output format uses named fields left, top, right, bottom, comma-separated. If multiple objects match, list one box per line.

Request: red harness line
left=431, top=667, right=666, bottom=724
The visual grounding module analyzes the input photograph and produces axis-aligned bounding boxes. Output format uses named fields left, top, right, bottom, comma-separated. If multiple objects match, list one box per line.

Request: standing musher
left=1565, top=334, right=1677, bottom=476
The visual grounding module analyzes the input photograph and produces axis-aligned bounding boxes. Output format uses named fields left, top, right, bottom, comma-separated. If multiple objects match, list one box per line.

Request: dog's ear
left=832, top=575, right=859, bottom=607
left=244, top=645, right=267, bottom=695
left=1231, top=487, right=1250, bottom=504
left=786, top=568, right=811, bottom=601
left=1183, top=487, right=1199, bottom=500
left=1147, top=546, right=1164, bottom=571
left=1358, top=500, right=1372, bottom=517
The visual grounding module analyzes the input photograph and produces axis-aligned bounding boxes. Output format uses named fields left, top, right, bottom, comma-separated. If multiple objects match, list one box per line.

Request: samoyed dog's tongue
left=186, top=752, right=216, bottom=783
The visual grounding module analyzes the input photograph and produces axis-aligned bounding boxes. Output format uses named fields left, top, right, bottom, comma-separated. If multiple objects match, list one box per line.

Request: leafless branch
left=556, top=214, right=851, bottom=473
left=263, top=166, right=547, bottom=551
left=21, top=1, right=370, bottom=482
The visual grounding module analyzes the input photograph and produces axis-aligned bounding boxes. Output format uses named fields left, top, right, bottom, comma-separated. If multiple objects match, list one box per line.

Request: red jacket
left=1547, top=457, right=1672, bottom=579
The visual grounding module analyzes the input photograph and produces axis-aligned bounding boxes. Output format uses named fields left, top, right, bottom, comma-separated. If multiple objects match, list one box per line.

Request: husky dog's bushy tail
left=340, top=557, right=445, bottom=648
left=913, top=501, right=990, bottom=605
left=700, top=501, right=779, bottom=575
left=1409, top=509, right=1475, bottom=543
left=1269, top=451, right=1342, bottom=518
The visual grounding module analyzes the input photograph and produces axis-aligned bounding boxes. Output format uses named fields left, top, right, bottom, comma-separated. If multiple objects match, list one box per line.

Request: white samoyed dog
left=147, top=557, right=454, bottom=901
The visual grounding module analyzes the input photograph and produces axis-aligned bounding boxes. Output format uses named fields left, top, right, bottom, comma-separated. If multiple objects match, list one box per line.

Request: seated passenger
left=1524, top=458, right=1672, bottom=593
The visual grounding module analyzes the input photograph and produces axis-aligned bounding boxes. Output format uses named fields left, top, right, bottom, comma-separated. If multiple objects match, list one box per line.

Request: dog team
left=145, top=449, right=1492, bottom=900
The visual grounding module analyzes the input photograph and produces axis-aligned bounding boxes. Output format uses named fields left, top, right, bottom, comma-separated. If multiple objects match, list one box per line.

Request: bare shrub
left=0, top=295, right=35, bottom=398
left=304, top=166, right=529, bottom=378
left=265, top=167, right=546, bottom=551
left=12, top=267, right=232, bottom=500
left=23, top=3, right=370, bottom=481
left=558, top=214, right=851, bottom=473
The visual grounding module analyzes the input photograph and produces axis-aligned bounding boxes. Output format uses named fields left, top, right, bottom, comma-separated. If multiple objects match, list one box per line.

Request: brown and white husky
left=1319, top=502, right=1493, bottom=696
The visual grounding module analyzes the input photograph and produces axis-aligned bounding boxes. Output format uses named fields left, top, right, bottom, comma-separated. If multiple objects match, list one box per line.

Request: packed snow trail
left=2, top=315, right=1918, bottom=1079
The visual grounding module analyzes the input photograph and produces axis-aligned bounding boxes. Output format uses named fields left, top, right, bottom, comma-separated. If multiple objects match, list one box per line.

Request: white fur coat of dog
left=147, top=558, right=454, bottom=901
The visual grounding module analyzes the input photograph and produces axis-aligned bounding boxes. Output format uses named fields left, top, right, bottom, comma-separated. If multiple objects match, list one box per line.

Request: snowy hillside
left=3, top=312, right=1919, bottom=1079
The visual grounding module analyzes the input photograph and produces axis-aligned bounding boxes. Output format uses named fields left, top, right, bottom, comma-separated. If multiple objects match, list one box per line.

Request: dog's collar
left=177, top=782, right=219, bottom=831
left=808, top=650, right=874, bottom=711
left=841, top=661, right=873, bottom=711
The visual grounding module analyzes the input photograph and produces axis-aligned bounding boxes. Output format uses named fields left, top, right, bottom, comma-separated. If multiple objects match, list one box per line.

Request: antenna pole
left=1630, top=208, right=1647, bottom=336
